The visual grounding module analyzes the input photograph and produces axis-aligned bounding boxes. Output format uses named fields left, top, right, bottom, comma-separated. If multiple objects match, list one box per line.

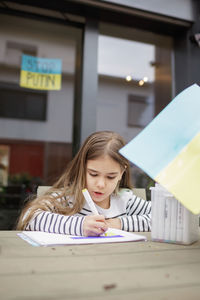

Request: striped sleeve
left=120, top=196, right=151, bottom=232
left=25, top=210, right=85, bottom=236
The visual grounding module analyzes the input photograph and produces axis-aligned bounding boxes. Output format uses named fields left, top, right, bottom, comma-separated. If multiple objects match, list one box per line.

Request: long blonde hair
left=17, top=131, right=132, bottom=229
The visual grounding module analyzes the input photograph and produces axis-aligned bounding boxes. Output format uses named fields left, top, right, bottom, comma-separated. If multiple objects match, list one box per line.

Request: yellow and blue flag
left=120, top=84, right=200, bottom=214
left=20, top=54, right=62, bottom=90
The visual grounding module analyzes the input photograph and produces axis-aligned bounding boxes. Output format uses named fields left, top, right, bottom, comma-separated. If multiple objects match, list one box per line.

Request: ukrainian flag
left=20, top=54, right=62, bottom=90
left=120, top=84, right=200, bottom=214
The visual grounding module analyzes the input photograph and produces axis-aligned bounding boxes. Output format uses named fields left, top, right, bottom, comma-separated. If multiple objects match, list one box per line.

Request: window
left=0, top=82, right=47, bottom=121
left=5, top=41, right=37, bottom=67
left=127, top=94, right=153, bottom=128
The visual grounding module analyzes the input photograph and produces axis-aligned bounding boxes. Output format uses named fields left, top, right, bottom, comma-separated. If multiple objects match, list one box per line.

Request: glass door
left=0, top=13, right=81, bottom=228
left=97, top=22, right=173, bottom=192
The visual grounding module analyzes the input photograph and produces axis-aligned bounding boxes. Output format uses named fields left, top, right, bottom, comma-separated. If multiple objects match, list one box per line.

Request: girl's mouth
left=93, top=191, right=103, bottom=197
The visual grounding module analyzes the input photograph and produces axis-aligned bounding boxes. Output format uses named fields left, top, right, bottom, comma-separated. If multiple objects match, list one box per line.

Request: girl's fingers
left=86, top=223, right=107, bottom=236
left=83, top=215, right=108, bottom=236
left=90, top=215, right=108, bottom=231
left=96, top=224, right=108, bottom=232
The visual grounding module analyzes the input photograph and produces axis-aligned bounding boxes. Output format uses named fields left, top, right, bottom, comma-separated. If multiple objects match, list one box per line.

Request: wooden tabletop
left=1, top=230, right=200, bottom=300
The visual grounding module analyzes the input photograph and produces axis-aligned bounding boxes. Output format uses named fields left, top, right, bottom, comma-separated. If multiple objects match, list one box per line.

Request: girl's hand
left=83, top=215, right=108, bottom=236
left=106, top=218, right=121, bottom=229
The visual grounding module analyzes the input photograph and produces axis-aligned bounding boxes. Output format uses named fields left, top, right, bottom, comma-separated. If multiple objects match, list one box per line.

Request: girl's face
left=86, top=155, right=123, bottom=209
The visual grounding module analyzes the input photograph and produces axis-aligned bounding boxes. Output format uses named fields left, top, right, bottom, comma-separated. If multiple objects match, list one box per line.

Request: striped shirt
left=25, top=188, right=151, bottom=235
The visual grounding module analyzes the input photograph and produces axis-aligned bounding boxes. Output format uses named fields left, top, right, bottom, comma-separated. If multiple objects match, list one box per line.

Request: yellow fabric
left=156, top=132, right=200, bottom=214
left=20, top=70, right=61, bottom=90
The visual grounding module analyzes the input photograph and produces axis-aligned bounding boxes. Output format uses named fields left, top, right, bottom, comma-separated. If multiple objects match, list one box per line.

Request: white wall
left=97, top=78, right=154, bottom=142
left=0, top=15, right=77, bottom=143
left=101, top=0, right=195, bottom=22
left=0, top=15, right=76, bottom=73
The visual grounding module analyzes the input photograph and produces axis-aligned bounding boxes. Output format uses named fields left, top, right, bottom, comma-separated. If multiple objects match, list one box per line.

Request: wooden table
left=1, top=231, right=200, bottom=300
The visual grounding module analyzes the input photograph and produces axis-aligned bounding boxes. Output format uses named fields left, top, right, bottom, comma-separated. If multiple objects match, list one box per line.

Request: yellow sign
left=20, top=55, right=62, bottom=90
left=20, top=70, right=61, bottom=90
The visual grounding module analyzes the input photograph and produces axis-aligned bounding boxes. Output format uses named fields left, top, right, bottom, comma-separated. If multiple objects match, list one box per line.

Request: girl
left=17, top=131, right=151, bottom=236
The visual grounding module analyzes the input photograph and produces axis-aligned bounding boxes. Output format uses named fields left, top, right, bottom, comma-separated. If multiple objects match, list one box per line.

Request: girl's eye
left=88, top=171, right=116, bottom=179
left=89, top=173, right=97, bottom=177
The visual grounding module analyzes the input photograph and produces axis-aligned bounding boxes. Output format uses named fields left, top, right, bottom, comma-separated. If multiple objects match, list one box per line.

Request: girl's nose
left=96, top=177, right=106, bottom=188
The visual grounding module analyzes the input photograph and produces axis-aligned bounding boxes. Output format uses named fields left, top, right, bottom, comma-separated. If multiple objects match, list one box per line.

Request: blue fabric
left=21, top=54, right=62, bottom=74
left=119, top=84, right=200, bottom=178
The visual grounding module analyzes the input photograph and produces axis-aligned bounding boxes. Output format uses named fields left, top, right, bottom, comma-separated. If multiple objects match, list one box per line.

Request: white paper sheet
left=18, top=228, right=147, bottom=247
